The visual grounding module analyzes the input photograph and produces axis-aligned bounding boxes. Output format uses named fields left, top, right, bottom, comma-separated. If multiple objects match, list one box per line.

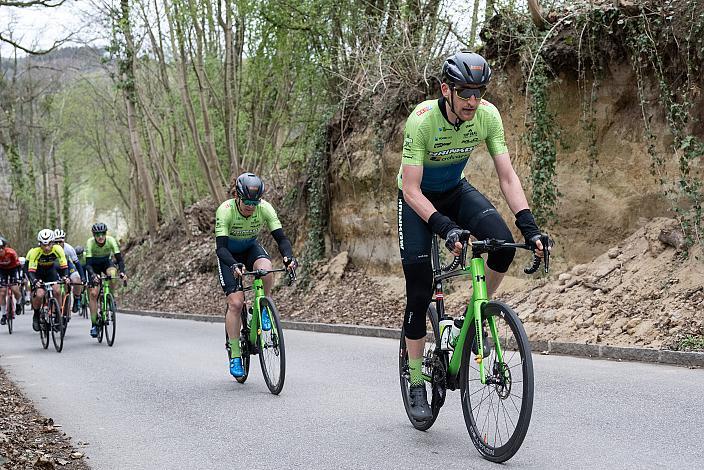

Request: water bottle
left=449, top=316, right=464, bottom=348
left=439, top=318, right=454, bottom=350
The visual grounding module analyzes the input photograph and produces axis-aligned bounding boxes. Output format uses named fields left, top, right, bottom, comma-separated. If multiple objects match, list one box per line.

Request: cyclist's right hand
left=92, top=274, right=101, bottom=285
left=445, top=228, right=464, bottom=256
left=33, top=280, right=44, bottom=290
left=231, top=263, right=245, bottom=278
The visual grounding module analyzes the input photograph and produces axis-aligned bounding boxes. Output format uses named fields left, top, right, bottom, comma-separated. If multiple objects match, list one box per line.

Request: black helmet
left=91, top=222, right=108, bottom=234
left=235, top=173, right=265, bottom=201
left=441, top=51, right=492, bottom=87
left=75, top=245, right=84, bottom=256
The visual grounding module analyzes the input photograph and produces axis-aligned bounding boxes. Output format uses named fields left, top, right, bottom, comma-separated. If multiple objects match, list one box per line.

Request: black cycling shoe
left=0, top=315, right=6, bottom=326
left=32, top=313, right=40, bottom=332
left=408, top=384, right=433, bottom=421
left=71, top=298, right=79, bottom=313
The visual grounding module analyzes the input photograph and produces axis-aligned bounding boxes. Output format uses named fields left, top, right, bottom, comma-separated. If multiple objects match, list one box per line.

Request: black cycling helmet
left=91, top=222, right=108, bottom=234
left=235, top=173, right=265, bottom=201
left=441, top=51, right=492, bottom=87
left=75, top=245, right=84, bottom=256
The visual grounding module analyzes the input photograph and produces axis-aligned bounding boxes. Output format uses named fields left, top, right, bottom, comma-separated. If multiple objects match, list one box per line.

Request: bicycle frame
left=427, top=235, right=536, bottom=387
left=246, top=277, right=265, bottom=347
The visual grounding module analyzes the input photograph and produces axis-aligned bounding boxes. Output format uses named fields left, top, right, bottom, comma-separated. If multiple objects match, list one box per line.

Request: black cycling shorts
left=0, top=267, right=21, bottom=285
left=217, top=241, right=271, bottom=296
left=31, top=266, right=60, bottom=286
left=397, top=179, right=515, bottom=273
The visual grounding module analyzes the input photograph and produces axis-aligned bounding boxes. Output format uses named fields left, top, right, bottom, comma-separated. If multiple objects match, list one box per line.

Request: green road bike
left=93, top=274, right=125, bottom=347
left=80, top=282, right=89, bottom=319
left=399, top=231, right=551, bottom=463
left=37, top=280, right=68, bottom=352
left=225, top=267, right=295, bottom=395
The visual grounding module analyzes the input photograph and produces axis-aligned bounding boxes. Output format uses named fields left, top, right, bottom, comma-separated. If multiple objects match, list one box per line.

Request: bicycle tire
left=97, top=307, right=104, bottom=343
left=49, top=298, right=65, bottom=353
left=6, top=295, right=13, bottom=334
left=39, top=305, right=50, bottom=349
left=257, top=297, right=285, bottom=395
left=80, top=291, right=89, bottom=319
left=459, top=301, right=534, bottom=463
left=105, top=293, right=116, bottom=346
left=399, top=303, right=443, bottom=431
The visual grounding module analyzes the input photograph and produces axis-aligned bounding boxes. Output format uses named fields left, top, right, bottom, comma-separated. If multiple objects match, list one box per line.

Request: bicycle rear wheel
left=6, top=295, right=13, bottom=334
left=399, top=304, right=444, bottom=431
left=39, top=305, right=50, bottom=349
left=257, top=297, right=285, bottom=395
left=49, top=298, right=65, bottom=353
left=460, top=301, right=534, bottom=463
left=105, top=293, right=116, bottom=346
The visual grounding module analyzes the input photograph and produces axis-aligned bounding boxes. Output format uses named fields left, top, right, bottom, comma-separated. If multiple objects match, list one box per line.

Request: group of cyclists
left=0, top=223, right=126, bottom=340
left=2, top=52, right=549, bottom=420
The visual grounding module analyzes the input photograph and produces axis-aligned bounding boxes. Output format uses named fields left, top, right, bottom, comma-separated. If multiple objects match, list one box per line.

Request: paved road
left=1, top=314, right=703, bottom=469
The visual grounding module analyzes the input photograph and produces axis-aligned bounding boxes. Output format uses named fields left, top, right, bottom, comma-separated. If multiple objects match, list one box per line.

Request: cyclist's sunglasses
left=241, top=199, right=261, bottom=207
left=94, top=232, right=107, bottom=237
left=453, top=86, right=487, bottom=100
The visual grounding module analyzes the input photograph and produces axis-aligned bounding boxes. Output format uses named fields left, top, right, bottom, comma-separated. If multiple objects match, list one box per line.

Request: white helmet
left=37, top=229, right=55, bottom=245
left=18, top=256, right=26, bottom=266
left=53, top=228, right=66, bottom=241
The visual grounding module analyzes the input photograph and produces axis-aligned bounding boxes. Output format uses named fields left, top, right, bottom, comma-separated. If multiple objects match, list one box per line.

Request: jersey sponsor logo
left=403, top=135, right=413, bottom=150
left=438, top=126, right=453, bottom=132
left=461, top=139, right=477, bottom=144
left=433, top=142, right=450, bottom=148
left=415, top=105, right=432, bottom=116
left=427, top=146, right=475, bottom=158
left=434, top=135, right=452, bottom=141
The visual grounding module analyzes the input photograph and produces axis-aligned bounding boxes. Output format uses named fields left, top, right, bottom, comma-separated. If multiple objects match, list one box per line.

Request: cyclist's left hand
left=283, top=256, right=298, bottom=271
left=529, top=235, right=552, bottom=259
left=445, top=229, right=463, bottom=257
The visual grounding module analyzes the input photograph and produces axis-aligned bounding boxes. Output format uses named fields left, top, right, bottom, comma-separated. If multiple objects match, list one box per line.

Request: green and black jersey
left=398, top=98, right=508, bottom=193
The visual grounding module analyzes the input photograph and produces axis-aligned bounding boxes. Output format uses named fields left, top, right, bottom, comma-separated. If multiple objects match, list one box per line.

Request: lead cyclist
left=397, top=51, right=548, bottom=421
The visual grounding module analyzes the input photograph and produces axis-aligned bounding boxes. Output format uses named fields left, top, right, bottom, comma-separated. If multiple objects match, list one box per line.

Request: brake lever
left=541, top=234, right=552, bottom=273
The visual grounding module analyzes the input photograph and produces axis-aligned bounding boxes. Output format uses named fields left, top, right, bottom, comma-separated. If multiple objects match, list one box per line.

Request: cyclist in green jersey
left=398, top=51, right=548, bottom=421
left=215, top=173, right=298, bottom=378
left=85, top=223, right=127, bottom=338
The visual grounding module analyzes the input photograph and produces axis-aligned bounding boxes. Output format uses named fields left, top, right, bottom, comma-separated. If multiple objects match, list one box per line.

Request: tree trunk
left=119, top=0, right=160, bottom=234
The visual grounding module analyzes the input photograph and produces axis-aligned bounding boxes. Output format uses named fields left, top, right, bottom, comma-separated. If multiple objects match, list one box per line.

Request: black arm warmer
left=428, top=211, right=460, bottom=239
left=216, top=236, right=238, bottom=267
left=271, top=228, right=293, bottom=259
left=75, top=260, right=85, bottom=279
left=515, top=209, right=541, bottom=242
left=85, top=259, right=95, bottom=277
left=58, top=266, right=69, bottom=278
left=114, top=252, right=126, bottom=273
left=28, top=270, right=37, bottom=284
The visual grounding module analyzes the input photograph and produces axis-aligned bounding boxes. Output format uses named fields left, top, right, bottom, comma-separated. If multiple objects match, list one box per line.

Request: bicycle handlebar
left=440, top=231, right=552, bottom=275
left=236, top=266, right=297, bottom=286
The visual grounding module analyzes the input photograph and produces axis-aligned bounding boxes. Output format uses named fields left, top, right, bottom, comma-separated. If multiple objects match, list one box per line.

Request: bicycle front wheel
left=399, top=304, right=443, bottom=431
left=105, top=293, right=116, bottom=346
left=80, top=292, right=88, bottom=319
left=49, top=298, right=65, bottom=353
left=6, top=296, right=13, bottom=334
left=459, top=301, right=534, bottom=463
left=257, top=297, right=285, bottom=395
left=39, top=307, right=50, bottom=349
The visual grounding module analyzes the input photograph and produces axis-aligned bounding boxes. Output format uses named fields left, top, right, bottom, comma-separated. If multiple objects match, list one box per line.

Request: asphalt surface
left=1, top=313, right=703, bottom=469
